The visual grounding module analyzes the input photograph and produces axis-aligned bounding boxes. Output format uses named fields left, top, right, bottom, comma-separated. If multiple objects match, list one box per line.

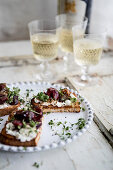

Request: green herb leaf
left=48, top=120, right=54, bottom=126
left=22, top=120, right=27, bottom=128
left=76, top=118, right=85, bottom=129
left=65, top=132, right=71, bottom=136
left=6, top=87, right=20, bottom=103
left=80, top=98, right=84, bottom=102
left=57, top=122, right=62, bottom=126
left=82, top=107, right=85, bottom=111
left=37, top=92, right=49, bottom=102
left=33, top=162, right=39, bottom=168
left=70, top=97, right=77, bottom=103
left=30, top=120, right=36, bottom=127
left=19, top=99, right=25, bottom=104
left=0, top=118, right=3, bottom=121
left=17, top=125, right=21, bottom=130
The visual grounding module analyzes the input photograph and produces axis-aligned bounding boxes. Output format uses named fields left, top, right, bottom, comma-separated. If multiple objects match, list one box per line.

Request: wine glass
left=72, top=24, right=106, bottom=86
left=28, top=20, right=59, bottom=81
left=56, top=14, right=88, bottom=72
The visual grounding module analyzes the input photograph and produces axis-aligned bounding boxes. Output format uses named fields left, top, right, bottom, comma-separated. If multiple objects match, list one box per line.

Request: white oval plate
left=0, top=81, right=93, bottom=152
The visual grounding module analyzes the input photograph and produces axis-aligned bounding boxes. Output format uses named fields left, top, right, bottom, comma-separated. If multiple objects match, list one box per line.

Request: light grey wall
left=0, top=0, right=57, bottom=41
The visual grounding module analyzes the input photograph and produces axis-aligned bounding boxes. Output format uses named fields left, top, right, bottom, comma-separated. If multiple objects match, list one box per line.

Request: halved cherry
left=46, top=88, right=59, bottom=100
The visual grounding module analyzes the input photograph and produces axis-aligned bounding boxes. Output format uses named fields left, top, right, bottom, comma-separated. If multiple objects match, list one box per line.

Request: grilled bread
left=0, top=110, right=43, bottom=146
left=0, top=83, right=20, bottom=117
left=31, top=88, right=80, bottom=113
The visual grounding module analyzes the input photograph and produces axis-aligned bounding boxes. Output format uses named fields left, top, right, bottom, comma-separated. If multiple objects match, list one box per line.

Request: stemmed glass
left=72, top=24, right=106, bottom=86
left=56, top=14, right=88, bottom=72
left=28, top=20, right=59, bottom=81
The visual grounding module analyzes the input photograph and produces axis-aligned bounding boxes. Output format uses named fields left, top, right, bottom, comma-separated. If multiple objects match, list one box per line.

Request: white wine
left=74, top=38, right=103, bottom=66
left=31, top=33, right=59, bottom=61
left=58, top=28, right=84, bottom=53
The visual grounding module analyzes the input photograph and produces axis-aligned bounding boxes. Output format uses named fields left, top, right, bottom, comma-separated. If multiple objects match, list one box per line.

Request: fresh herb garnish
left=36, top=92, right=49, bottom=102
left=26, top=89, right=33, bottom=98
left=48, top=118, right=86, bottom=140
left=30, top=120, right=36, bottom=127
left=22, top=120, right=27, bottom=128
left=0, top=118, right=3, bottom=121
left=82, top=107, right=85, bottom=111
left=6, top=87, right=20, bottom=103
left=75, top=118, right=85, bottom=129
left=26, top=89, right=30, bottom=97
left=59, top=89, right=64, bottom=96
left=19, top=98, right=25, bottom=104
left=57, top=122, right=62, bottom=126
left=33, top=162, right=39, bottom=168
left=17, top=125, right=21, bottom=130
left=80, top=98, right=84, bottom=102
left=65, top=132, right=71, bottom=136
left=70, top=97, right=77, bottom=103
left=47, top=112, right=51, bottom=115
left=48, top=120, right=54, bottom=126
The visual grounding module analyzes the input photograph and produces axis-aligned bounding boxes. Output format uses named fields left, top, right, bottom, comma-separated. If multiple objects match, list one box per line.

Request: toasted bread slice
left=0, top=102, right=20, bottom=117
left=0, top=110, right=43, bottom=146
left=32, top=99, right=80, bottom=113
left=31, top=88, right=80, bottom=113
left=0, top=126, right=42, bottom=146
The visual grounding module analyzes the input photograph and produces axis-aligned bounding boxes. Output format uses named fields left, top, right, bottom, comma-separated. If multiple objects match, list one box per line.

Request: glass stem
left=43, top=61, right=49, bottom=75
left=81, top=65, right=89, bottom=81
left=63, top=53, right=69, bottom=72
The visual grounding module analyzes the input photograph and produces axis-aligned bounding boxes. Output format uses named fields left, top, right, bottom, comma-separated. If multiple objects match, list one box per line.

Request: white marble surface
left=0, top=41, right=113, bottom=170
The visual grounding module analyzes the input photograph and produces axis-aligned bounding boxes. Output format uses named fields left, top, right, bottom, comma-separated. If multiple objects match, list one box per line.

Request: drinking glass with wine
left=56, top=14, right=88, bottom=72
left=72, top=23, right=106, bottom=86
left=28, top=20, right=59, bottom=80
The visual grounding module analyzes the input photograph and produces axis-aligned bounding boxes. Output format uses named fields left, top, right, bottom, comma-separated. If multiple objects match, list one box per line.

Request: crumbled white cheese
left=65, top=100, right=71, bottom=105
left=42, top=100, right=72, bottom=107
left=56, top=101, right=66, bottom=107
left=6, top=122, right=15, bottom=130
left=6, top=122, right=39, bottom=142
left=42, top=101, right=57, bottom=106
left=0, top=103, right=10, bottom=109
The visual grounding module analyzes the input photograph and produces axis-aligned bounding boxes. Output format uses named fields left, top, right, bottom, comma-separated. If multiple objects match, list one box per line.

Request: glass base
left=73, top=75, right=100, bottom=87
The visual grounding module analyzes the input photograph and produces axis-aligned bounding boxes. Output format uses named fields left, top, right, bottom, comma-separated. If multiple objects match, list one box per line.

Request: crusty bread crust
left=0, top=102, right=20, bottom=117
left=0, top=111, right=43, bottom=146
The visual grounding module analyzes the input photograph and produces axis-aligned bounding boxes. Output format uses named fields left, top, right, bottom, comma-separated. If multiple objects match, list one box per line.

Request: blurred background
left=0, top=0, right=113, bottom=49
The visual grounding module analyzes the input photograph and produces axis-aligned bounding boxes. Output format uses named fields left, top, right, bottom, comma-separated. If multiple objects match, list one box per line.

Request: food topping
left=46, top=88, right=59, bottom=100
left=0, top=83, right=6, bottom=91
left=33, top=88, right=78, bottom=107
left=6, top=110, right=43, bottom=142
